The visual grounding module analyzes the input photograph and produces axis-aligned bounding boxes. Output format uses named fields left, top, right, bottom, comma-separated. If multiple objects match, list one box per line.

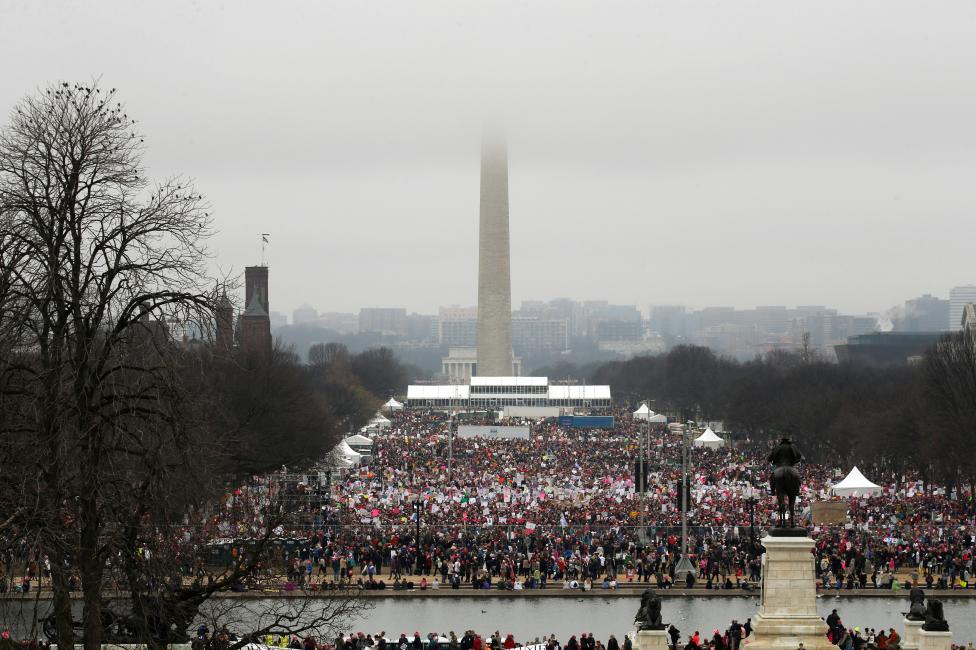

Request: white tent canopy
left=330, top=455, right=356, bottom=469
left=368, top=412, right=392, bottom=429
left=831, top=466, right=882, bottom=497
left=337, top=440, right=361, bottom=460
left=693, top=427, right=725, bottom=449
left=383, top=398, right=404, bottom=411
left=344, top=433, right=373, bottom=447
left=633, top=403, right=655, bottom=420
left=327, top=441, right=361, bottom=469
left=649, top=413, right=668, bottom=423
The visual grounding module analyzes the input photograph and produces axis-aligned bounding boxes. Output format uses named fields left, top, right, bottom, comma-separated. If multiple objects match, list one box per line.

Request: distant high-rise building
left=649, top=305, right=687, bottom=338
left=518, top=300, right=547, bottom=318
left=547, top=298, right=582, bottom=336
left=405, top=313, right=435, bottom=342
left=900, top=294, right=949, bottom=332
left=832, top=315, right=877, bottom=342
left=698, top=307, right=736, bottom=330
left=359, top=308, right=407, bottom=335
left=588, top=304, right=642, bottom=341
left=594, top=319, right=642, bottom=342
left=293, top=304, right=318, bottom=325
left=437, top=306, right=478, bottom=347
left=752, top=306, right=790, bottom=334
left=949, top=286, right=976, bottom=330
left=512, top=317, right=570, bottom=351
left=796, top=308, right=838, bottom=347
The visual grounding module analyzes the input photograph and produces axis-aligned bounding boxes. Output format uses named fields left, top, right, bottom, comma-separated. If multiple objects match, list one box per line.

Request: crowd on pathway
left=188, top=406, right=976, bottom=593
left=4, top=406, right=975, bottom=598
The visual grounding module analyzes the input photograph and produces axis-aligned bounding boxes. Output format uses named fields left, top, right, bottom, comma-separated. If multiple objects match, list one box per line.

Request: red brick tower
left=240, top=266, right=271, bottom=358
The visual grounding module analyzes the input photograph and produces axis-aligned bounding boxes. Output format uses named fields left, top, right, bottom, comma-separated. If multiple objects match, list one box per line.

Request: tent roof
left=331, top=455, right=356, bottom=468
left=634, top=404, right=651, bottom=414
left=345, top=434, right=373, bottom=446
left=695, top=427, right=723, bottom=442
left=336, top=441, right=361, bottom=459
left=369, top=413, right=391, bottom=424
left=832, top=466, right=880, bottom=490
left=649, top=413, right=668, bottom=423
left=384, top=398, right=403, bottom=407
left=407, top=385, right=470, bottom=400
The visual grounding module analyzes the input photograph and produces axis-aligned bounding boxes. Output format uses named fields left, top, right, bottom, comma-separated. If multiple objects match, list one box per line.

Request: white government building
left=406, top=376, right=611, bottom=416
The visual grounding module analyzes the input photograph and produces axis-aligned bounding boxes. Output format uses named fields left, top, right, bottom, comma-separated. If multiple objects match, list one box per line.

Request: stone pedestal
left=632, top=629, right=670, bottom=650
left=748, top=534, right=834, bottom=650
left=902, top=619, right=924, bottom=650
left=918, top=630, right=952, bottom=650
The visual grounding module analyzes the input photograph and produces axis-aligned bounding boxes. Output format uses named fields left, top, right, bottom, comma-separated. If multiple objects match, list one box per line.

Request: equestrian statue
left=767, top=436, right=803, bottom=529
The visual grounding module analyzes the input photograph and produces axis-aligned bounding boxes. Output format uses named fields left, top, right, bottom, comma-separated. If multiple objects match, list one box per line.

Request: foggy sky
left=2, top=0, right=975, bottom=318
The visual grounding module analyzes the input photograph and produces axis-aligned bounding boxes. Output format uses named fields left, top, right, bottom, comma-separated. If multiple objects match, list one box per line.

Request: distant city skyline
left=3, top=2, right=975, bottom=322
left=272, top=290, right=966, bottom=369
left=277, top=290, right=971, bottom=324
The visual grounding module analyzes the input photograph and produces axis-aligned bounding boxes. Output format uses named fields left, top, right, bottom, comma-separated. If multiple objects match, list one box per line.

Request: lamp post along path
left=674, top=422, right=695, bottom=580
left=638, top=398, right=648, bottom=540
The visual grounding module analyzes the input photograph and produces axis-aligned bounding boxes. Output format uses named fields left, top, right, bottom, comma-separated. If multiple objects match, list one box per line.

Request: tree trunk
left=49, top=557, right=75, bottom=650
left=80, top=497, right=103, bottom=650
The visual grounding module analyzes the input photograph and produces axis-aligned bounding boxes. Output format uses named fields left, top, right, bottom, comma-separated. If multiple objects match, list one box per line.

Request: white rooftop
left=406, top=384, right=471, bottom=399
left=470, top=376, right=548, bottom=386
left=547, top=385, right=612, bottom=400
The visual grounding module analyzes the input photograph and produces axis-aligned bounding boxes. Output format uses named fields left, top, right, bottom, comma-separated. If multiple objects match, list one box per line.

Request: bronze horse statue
left=767, top=437, right=803, bottom=528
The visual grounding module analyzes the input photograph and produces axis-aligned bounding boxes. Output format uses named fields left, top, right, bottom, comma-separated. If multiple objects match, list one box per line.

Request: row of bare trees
left=592, top=338, right=976, bottom=494
left=0, top=83, right=373, bottom=648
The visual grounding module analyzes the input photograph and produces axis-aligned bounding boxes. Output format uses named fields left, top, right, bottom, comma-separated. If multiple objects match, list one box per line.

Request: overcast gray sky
left=2, top=0, right=975, bottom=317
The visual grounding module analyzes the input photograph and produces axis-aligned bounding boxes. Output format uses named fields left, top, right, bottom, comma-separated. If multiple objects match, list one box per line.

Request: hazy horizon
left=3, top=1, right=975, bottom=317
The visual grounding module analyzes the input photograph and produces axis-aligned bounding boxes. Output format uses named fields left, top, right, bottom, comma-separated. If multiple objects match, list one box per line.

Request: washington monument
left=476, top=135, right=514, bottom=376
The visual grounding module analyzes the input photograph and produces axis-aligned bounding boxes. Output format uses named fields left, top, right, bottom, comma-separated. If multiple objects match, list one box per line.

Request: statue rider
left=767, top=437, right=803, bottom=491
left=767, top=435, right=804, bottom=529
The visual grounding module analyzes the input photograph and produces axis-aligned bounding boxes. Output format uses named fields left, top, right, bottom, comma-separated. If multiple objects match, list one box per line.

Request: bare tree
left=108, top=456, right=369, bottom=649
left=0, top=82, right=370, bottom=650
left=196, top=597, right=366, bottom=650
left=0, top=81, right=215, bottom=650
left=922, top=331, right=976, bottom=495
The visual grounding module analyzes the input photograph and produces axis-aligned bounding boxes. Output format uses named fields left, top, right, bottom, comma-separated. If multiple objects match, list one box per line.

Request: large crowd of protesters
left=2, top=404, right=976, bottom=646
left=203, top=405, right=975, bottom=594
left=3, top=405, right=975, bottom=597
left=0, top=405, right=926, bottom=601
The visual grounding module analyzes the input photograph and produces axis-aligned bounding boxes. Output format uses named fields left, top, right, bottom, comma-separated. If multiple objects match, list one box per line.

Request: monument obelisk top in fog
left=476, top=134, right=514, bottom=377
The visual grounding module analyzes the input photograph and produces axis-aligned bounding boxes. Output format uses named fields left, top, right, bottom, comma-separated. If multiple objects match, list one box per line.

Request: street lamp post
left=745, top=485, right=757, bottom=559
left=409, top=493, right=423, bottom=575
left=674, top=421, right=695, bottom=581
left=638, top=398, right=648, bottom=542
left=448, top=393, right=454, bottom=475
